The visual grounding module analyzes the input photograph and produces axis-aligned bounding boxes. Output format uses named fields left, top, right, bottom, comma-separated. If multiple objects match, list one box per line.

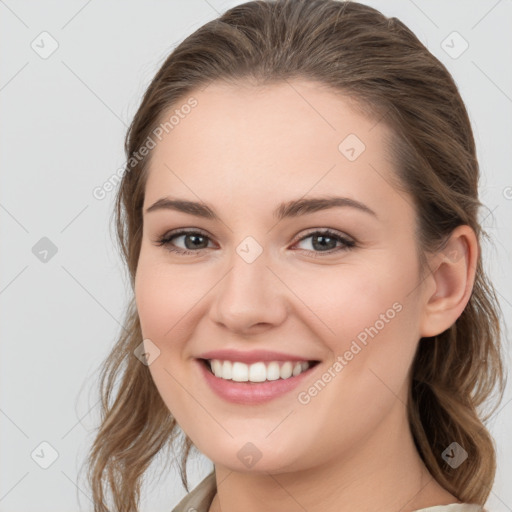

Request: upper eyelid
left=159, top=227, right=355, bottom=246
left=295, top=228, right=354, bottom=244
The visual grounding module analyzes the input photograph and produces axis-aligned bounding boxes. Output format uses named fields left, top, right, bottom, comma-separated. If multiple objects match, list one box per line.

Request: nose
left=208, top=249, right=289, bottom=335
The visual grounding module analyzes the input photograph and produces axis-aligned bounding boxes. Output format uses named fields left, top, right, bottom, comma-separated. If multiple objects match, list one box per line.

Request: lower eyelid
left=163, top=232, right=213, bottom=251
left=294, top=231, right=355, bottom=248
left=156, top=230, right=355, bottom=254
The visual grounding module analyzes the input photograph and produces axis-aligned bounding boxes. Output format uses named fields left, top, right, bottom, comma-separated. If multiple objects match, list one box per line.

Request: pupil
left=186, top=234, right=207, bottom=250
left=183, top=234, right=337, bottom=251
left=313, top=235, right=335, bottom=251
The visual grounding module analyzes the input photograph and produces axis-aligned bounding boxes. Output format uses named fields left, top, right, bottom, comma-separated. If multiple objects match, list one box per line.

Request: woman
left=84, top=1, right=506, bottom=511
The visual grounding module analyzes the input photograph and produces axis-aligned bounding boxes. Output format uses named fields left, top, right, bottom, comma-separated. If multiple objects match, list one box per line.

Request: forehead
left=155, top=79, right=384, bottom=150
left=144, top=79, right=401, bottom=219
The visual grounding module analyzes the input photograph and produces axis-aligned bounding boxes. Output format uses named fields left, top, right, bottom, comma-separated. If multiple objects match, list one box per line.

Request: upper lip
left=197, top=349, right=320, bottom=364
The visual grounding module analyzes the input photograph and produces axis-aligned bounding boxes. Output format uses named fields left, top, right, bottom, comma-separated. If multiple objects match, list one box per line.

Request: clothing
left=171, top=470, right=487, bottom=512
left=171, top=471, right=217, bottom=512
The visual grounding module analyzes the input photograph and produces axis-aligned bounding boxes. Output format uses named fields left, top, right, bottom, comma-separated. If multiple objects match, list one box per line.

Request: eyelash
left=153, top=228, right=356, bottom=258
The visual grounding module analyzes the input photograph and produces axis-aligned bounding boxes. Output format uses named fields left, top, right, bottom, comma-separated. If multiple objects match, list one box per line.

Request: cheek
left=134, top=253, right=202, bottom=341
left=288, top=260, right=412, bottom=345
left=287, top=268, right=418, bottom=449
left=286, top=257, right=421, bottom=408
left=135, top=273, right=170, bottom=337
left=132, top=246, right=421, bottom=458
left=134, top=257, right=203, bottom=419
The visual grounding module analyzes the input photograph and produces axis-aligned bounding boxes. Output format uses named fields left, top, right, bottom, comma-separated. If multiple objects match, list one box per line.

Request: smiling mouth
left=198, top=358, right=321, bottom=383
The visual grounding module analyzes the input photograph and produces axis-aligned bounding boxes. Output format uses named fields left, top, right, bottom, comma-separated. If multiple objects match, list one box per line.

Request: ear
left=419, top=225, right=479, bottom=338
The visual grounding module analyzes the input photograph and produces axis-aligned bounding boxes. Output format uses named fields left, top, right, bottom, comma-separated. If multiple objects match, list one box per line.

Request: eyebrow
left=145, top=195, right=377, bottom=220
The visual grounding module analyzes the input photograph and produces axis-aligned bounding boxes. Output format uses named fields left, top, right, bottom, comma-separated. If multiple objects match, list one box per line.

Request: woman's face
left=135, top=80, right=431, bottom=472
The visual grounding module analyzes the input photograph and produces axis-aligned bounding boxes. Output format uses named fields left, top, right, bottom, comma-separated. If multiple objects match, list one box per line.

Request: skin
left=134, top=80, right=478, bottom=512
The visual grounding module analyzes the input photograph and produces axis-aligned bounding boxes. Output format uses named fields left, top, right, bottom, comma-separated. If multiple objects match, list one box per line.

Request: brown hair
left=83, top=0, right=507, bottom=510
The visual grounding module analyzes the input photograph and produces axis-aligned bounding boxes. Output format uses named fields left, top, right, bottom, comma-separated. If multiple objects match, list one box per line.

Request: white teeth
left=266, top=362, right=281, bottom=381
left=292, top=362, right=303, bottom=376
left=208, top=359, right=313, bottom=382
left=249, top=362, right=266, bottom=382
left=232, top=361, right=248, bottom=382
left=222, top=360, right=232, bottom=379
left=280, top=361, right=293, bottom=379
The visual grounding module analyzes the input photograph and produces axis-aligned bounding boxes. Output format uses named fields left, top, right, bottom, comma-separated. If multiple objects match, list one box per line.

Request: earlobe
left=419, top=225, right=478, bottom=338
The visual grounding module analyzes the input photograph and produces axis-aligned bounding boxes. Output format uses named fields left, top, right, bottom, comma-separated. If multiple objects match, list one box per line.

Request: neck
left=208, top=398, right=458, bottom=512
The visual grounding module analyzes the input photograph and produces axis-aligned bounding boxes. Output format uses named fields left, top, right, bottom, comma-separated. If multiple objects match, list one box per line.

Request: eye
left=291, top=229, right=356, bottom=257
left=154, top=229, right=214, bottom=255
left=153, top=228, right=356, bottom=257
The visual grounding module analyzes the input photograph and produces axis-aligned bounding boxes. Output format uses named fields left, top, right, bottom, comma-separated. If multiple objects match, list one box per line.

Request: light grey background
left=1, top=1, right=511, bottom=511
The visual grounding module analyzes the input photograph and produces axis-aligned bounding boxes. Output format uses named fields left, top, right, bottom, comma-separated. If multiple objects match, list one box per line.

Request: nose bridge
left=209, top=237, right=287, bottom=331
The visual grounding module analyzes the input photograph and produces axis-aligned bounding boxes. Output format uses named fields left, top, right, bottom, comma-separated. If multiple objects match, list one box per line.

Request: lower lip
left=196, top=359, right=319, bottom=405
